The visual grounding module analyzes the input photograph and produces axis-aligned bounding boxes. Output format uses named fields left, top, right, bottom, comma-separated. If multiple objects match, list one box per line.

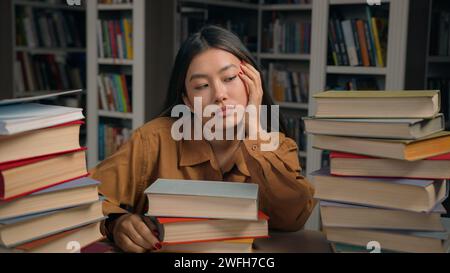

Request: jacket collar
left=178, top=139, right=250, bottom=177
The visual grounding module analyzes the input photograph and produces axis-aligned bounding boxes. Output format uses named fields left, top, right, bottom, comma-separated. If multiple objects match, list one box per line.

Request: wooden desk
left=84, top=230, right=332, bottom=253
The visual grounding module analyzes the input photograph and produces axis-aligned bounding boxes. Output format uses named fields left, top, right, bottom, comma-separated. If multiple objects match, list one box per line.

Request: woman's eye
left=224, top=76, right=237, bottom=82
left=194, top=84, right=208, bottom=90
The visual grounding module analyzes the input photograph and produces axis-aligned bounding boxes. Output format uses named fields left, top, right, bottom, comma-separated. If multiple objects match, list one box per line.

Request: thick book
left=330, top=152, right=450, bottom=179
left=313, top=91, right=440, bottom=118
left=0, top=103, right=84, bottom=135
left=150, top=211, right=268, bottom=245
left=311, top=169, right=448, bottom=212
left=312, top=131, right=450, bottom=161
left=320, top=201, right=446, bottom=232
left=0, top=148, right=88, bottom=201
left=0, top=120, right=83, bottom=164
left=324, top=218, right=450, bottom=253
left=303, top=114, right=444, bottom=140
left=145, top=179, right=259, bottom=220
left=0, top=200, right=104, bottom=248
left=158, top=238, right=254, bottom=253
left=0, top=222, right=104, bottom=253
left=0, top=177, right=100, bottom=221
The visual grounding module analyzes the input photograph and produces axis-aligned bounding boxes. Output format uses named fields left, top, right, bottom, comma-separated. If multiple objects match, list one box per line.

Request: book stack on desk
left=305, top=90, right=450, bottom=253
left=145, top=179, right=269, bottom=253
left=0, top=96, right=105, bottom=253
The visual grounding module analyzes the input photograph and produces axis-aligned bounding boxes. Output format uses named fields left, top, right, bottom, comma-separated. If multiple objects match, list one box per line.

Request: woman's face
left=183, top=48, right=249, bottom=130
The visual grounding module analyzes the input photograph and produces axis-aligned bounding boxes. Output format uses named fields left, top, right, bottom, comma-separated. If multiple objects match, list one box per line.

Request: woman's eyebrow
left=189, top=64, right=237, bottom=82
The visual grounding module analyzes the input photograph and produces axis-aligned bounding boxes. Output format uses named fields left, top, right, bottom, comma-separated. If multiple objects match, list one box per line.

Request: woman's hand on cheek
left=238, top=61, right=266, bottom=137
left=238, top=61, right=263, bottom=107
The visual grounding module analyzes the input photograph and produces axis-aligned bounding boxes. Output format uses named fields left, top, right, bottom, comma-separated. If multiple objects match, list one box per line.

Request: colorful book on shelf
left=145, top=179, right=259, bottom=220
left=0, top=222, right=104, bottom=254
left=323, top=218, right=450, bottom=253
left=330, top=151, right=450, bottom=179
left=312, top=131, right=450, bottom=161
left=0, top=147, right=88, bottom=201
left=311, top=169, right=448, bottom=213
left=320, top=201, right=446, bottom=232
left=0, top=177, right=100, bottom=221
left=303, top=114, right=445, bottom=140
left=152, top=211, right=268, bottom=245
left=0, top=200, right=105, bottom=248
left=0, top=120, right=82, bottom=165
left=313, top=90, right=441, bottom=119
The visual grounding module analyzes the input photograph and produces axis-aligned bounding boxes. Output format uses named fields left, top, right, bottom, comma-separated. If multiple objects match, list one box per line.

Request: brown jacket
left=89, top=117, right=316, bottom=235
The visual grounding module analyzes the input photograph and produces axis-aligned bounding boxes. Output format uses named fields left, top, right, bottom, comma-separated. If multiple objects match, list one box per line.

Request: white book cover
left=341, top=20, right=359, bottom=66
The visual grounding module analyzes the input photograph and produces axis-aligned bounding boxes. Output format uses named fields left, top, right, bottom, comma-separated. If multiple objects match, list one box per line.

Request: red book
left=120, top=74, right=131, bottom=112
left=108, top=20, right=117, bottom=59
left=0, top=147, right=88, bottom=201
left=154, top=211, right=269, bottom=245
left=330, top=151, right=450, bottom=179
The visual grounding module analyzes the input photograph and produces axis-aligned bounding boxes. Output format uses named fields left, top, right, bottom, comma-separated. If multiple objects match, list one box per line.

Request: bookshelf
left=3, top=0, right=87, bottom=144
left=87, top=0, right=175, bottom=168
left=86, top=0, right=144, bottom=168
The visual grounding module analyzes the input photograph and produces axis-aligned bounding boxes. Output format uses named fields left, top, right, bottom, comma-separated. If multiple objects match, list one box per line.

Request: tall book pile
left=145, top=179, right=269, bottom=253
left=305, top=90, right=450, bottom=253
left=0, top=93, right=104, bottom=253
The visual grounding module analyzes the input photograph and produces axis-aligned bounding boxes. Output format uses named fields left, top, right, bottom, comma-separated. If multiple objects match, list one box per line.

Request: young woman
left=90, top=25, right=316, bottom=253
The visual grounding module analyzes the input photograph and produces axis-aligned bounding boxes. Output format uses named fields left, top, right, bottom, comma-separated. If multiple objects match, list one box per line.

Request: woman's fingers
left=116, top=232, right=147, bottom=253
left=241, top=62, right=262, bottom=88
left=129, top=219, right=159, bottom=250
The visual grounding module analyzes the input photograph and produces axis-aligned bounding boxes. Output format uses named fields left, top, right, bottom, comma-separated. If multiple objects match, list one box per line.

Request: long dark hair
left=160, top=25, right=287, bottom=134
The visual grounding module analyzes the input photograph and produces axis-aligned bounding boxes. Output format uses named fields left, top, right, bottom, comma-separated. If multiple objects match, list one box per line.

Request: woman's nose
left=213, top=83, right=227, bottom=103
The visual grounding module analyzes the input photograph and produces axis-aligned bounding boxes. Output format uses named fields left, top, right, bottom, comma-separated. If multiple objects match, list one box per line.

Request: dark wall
left=145, top=0, right=177, bottom=121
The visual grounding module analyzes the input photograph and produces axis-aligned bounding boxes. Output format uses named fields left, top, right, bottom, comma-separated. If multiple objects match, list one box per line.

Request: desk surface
left=84, top=230, right=332, bottom=253
left=253, top=230, right=332, bottom=253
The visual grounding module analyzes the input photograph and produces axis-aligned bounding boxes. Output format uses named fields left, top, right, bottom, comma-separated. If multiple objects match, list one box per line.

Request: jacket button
left=252, top=144, right=258, bottom=151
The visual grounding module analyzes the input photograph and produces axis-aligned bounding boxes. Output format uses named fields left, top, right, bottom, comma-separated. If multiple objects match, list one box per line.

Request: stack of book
left=0, top=93, right=105, bottom=253
left=304, top=90, right=450, bottom=253
left=145, top=179, right=269, bottom=253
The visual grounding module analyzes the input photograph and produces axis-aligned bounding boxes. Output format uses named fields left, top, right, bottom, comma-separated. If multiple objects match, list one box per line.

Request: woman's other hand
left=112, top=214, right=161, bottom=253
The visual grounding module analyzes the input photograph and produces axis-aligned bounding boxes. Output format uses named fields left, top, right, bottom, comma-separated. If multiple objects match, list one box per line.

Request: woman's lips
left=216, top=105, right=236, bottom=117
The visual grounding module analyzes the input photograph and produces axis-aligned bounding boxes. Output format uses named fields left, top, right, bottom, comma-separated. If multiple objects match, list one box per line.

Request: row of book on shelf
left=304, top=90, right=450, bottom=253
left=0, top=91, right=105, bottom=253
left=97, top=73, right=132, bottom=113
left=262, top=16, right=311, bottom=55
left=16, top=7, right=84, bottom=49
left=266, top=64, right=309, bottom=103
left=328, top=7, right=388, bottom=67
left=97, top=18, right=134, bottom=60
left=98, top=122, right=131, bottom=161
left=15, top=52, right=85, bottom=93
